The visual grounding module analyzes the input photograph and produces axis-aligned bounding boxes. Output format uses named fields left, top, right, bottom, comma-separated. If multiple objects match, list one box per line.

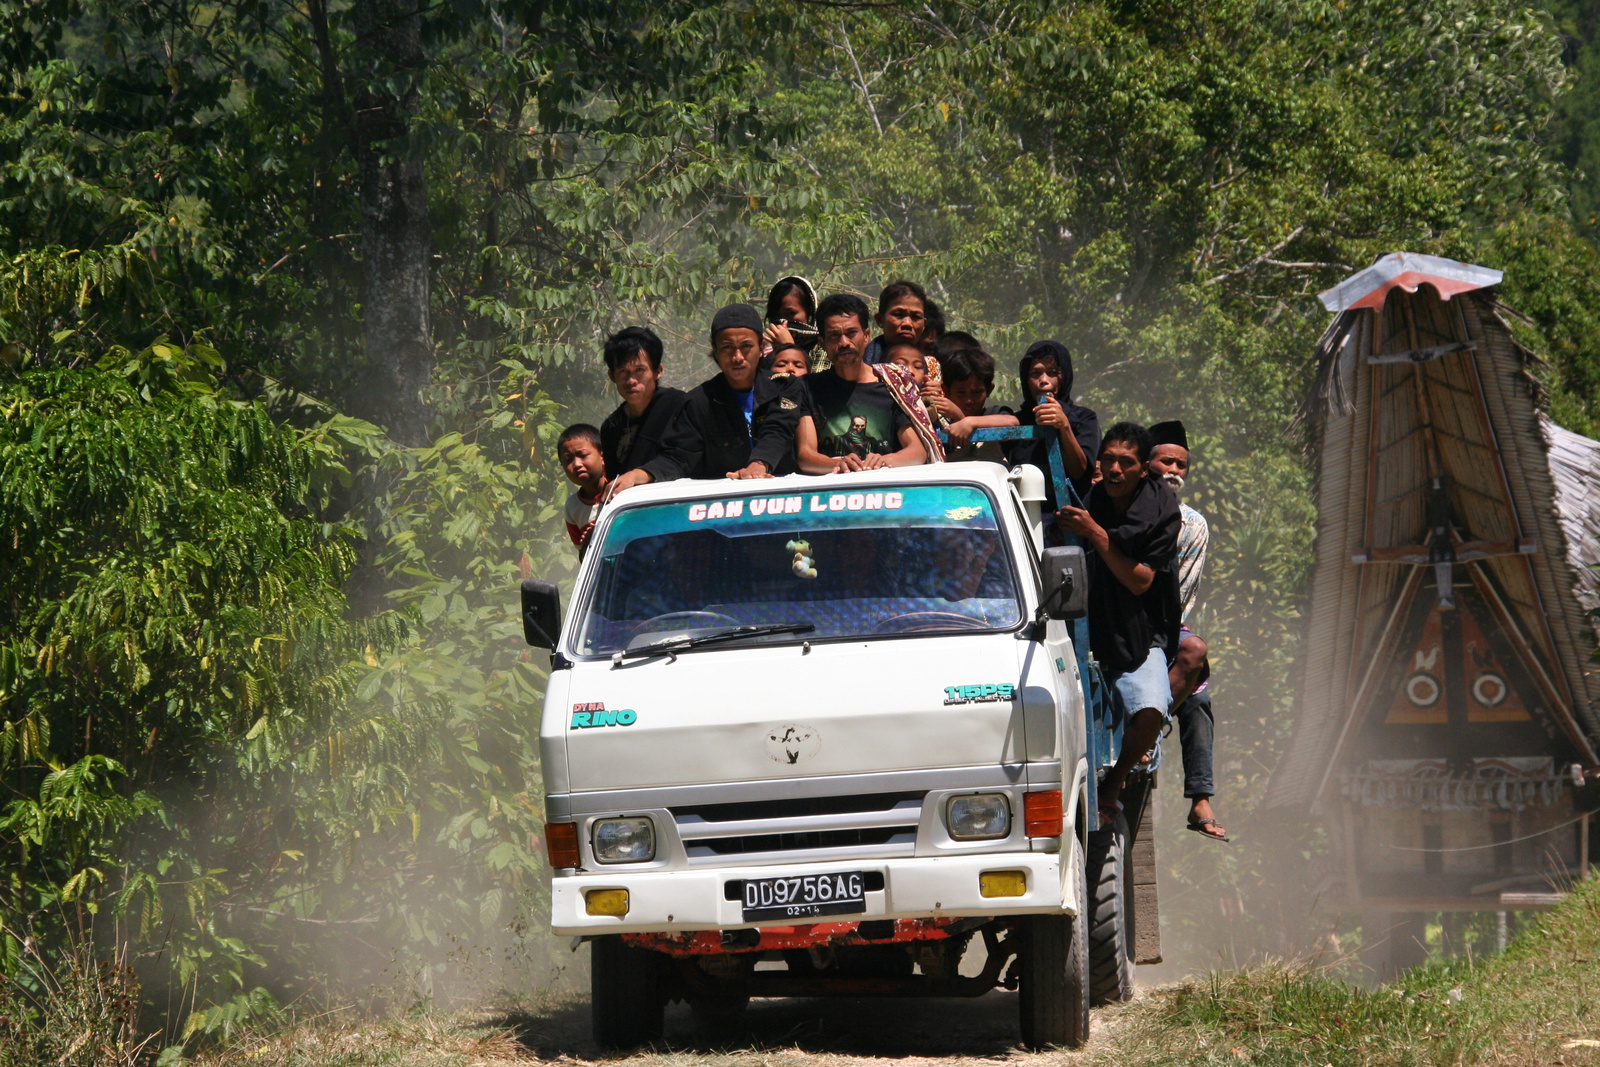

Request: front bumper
left=551, top=851, right=1065, bottom=936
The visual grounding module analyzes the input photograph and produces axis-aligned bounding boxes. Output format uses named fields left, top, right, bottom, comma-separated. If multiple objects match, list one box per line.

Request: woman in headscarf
left=763, top=275, right=819, bottom=362
left=1010, top=340, right=1100, bottom=510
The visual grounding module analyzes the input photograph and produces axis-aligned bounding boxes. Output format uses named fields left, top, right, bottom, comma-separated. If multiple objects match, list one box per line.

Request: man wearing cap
left=1148, top=420, right=1227, bottom=842
left=611, top=304, right=804, bottom=489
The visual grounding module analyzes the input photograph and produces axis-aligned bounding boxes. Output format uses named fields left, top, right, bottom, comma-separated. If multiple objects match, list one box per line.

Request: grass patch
left=185, top=1012, right=531, bottom=1066
left=0, top=938, right=147, bottom=1067
left=1096, top=874, right=1600, bottom=1066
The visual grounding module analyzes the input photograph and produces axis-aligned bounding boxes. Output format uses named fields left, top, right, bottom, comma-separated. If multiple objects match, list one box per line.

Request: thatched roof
left=1545, top=414, right=1600, bottom=651
left=1269, top=263, right=1600, bottom=812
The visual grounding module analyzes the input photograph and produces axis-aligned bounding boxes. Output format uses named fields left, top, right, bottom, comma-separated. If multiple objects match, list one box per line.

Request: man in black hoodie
left=598, top=326, right=689, bottom=479
left=611, top=304, right=804, bottom=490
left=1058, top=421, right=1181, bottom=823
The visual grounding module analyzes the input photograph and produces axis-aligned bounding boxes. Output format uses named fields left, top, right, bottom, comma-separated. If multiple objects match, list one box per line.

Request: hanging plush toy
left=786, top=539, right=817, bottom=579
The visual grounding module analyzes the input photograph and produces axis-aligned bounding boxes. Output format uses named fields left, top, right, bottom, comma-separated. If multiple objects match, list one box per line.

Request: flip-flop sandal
left=1187, top=817, right=1230, bottom=843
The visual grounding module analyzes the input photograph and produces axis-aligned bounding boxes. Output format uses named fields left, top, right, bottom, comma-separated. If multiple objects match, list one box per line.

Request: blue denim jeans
left=1107, top=645, right=1174, bottom=723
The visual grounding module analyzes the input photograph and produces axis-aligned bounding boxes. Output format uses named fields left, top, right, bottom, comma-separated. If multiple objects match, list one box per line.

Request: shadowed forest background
left=3, top=0, right=1600, bottom=1058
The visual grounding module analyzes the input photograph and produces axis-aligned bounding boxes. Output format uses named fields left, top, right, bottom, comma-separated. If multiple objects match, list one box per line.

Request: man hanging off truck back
left=610, top=304, right=806, bottom=492
left=1147, top=420, right=1228, bottom=842
left=797, top=293, right=941, bottom=472
left=598, top=326, right=689, bottom=480
left=1057, top=421, right=1182, bottom=824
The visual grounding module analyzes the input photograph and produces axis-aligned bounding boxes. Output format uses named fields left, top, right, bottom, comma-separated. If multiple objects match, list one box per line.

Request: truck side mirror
left=521, top=579, right=562, bottom=649
left=1039, top=546, right=1089, bottom=621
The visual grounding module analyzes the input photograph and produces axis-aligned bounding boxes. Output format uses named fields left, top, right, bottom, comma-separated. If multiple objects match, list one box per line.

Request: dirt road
left=502, top=991, right=1128, bottom=1065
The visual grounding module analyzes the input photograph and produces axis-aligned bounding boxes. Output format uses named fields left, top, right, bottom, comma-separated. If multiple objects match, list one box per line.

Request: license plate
left=740, top=871, right=867, bottom=921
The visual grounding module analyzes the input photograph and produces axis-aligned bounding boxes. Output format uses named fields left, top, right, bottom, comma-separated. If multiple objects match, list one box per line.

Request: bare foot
left=1187, top=797, right=1227, bottom=840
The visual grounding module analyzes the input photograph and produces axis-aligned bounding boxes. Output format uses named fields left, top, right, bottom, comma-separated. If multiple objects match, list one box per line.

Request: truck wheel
left=590, top=935, right=664, bottom=1050
left=1017, top=835, right=1090, bottom=1049
left=1087, top=814, right=1135, bottom=1004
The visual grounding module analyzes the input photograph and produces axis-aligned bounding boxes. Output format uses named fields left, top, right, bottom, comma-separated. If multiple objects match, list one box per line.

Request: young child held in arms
left=932, top=348, right=1017, bottom=463
left=558, top=424, right=609, bottom=553
left=885, top=341, right=947, bottom=430
left=884, top=341, right=929, bottom=387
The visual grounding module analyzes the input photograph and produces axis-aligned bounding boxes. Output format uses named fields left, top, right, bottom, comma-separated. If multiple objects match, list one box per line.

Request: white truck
left=521, top=432, right=1160, bottom=1050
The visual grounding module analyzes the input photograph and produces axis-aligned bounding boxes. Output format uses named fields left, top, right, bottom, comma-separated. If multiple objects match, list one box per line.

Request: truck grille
left=670, top=791, right=925, bottom=864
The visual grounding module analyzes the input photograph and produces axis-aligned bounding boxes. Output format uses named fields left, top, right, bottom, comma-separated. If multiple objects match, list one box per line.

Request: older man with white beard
left=1147, top=420, right=1227, bottom=843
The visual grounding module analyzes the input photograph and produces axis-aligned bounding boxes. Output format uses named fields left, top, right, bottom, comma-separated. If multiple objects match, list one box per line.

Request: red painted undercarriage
left=625, top=916, right=964, bottom=956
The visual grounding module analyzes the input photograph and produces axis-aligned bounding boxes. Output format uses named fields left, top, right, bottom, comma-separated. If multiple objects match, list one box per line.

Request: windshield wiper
left=615, top=623, right=816, bottom=663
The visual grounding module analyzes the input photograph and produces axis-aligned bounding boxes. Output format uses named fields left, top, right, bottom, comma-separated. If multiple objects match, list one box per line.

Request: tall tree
left=352, top=0, right=433, bottom=445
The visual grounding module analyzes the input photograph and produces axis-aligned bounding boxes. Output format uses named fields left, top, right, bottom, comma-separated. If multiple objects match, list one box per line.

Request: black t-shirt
left=770, top=373, right=815, bottom=419
left=806, top=372, right=911, bottom=458
left=1084, top=475, right=1181, bottom=674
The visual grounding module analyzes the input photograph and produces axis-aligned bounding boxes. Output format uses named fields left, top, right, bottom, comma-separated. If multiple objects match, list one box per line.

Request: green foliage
left=1549, top=0, right=1600, bottom=242
left=1, top=0, right=1599, bottom=1044
left=0, top=340, right=404, bottom=1031
left=778, top=0, right=1572, bottom=429
left=1465, top=212, right=1600, bottom=438
left=290, top=381, right=574, bottom=996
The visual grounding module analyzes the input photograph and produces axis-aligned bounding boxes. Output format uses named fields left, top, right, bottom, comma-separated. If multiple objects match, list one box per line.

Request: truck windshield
left=572, top=484, right=1023, bottom=656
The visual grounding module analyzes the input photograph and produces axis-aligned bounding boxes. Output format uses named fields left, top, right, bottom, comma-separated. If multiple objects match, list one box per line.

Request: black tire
left=590, top=935, right=665, bottom=1050
left=1018, top=835, right=1090, bottom=1049
left=1087, top=814, right=1135, bottom=1005
left=689, top=994, right=750, bottom=1035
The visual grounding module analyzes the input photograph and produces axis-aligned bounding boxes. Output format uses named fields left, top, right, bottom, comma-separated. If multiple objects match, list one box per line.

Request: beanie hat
left=710, top=303, right=763, bottom=343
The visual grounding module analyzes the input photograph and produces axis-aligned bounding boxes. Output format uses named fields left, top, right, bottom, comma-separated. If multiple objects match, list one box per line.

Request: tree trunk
left=307, top=0, right=355, bottom=376
left=352, top=0, right=432, bottom=446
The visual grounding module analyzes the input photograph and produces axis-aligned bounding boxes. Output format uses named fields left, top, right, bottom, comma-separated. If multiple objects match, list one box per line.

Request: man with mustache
left=1057, top=422, right=1182, bottom=826
left=1147, top=420, right=1227, bottom=842
left=796, top=293, right=929, bottom=473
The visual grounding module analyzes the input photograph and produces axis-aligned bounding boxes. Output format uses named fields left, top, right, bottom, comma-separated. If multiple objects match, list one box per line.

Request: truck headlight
left=592, top=817, right=655, bottom=863
left=946, top=794, right=1010, bottom=840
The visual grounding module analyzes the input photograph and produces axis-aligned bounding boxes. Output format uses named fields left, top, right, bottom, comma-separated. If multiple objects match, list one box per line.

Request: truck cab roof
left=612, top=461, right=1023, bottom=508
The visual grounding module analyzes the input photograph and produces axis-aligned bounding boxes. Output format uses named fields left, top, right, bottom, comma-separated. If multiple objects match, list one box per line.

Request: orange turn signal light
left=1024, top=790, right=1063, bottom=838
left=545, top=821, right=580, bottom=868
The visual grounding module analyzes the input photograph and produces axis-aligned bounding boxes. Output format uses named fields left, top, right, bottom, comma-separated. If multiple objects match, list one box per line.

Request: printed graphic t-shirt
left=806, top=371, right=911, bottom=458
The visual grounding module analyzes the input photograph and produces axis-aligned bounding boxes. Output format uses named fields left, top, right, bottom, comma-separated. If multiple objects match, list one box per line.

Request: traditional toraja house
left=1269, top=253, right=1600, bottom=973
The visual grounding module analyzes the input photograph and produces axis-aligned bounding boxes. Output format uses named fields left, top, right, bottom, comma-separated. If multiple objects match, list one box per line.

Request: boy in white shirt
left=558, top=424, right=609, bottom=554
